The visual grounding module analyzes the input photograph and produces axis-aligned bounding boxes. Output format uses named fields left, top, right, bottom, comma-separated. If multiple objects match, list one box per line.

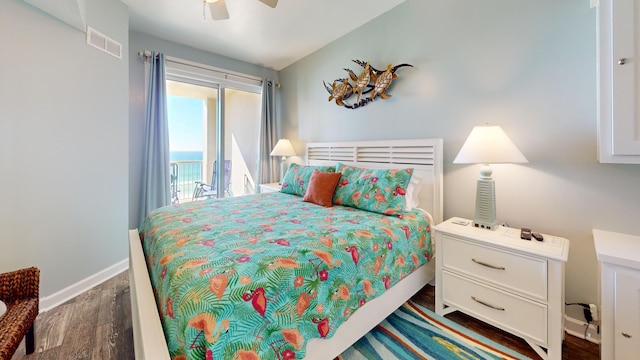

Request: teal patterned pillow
left=333, top=163, right=414, bottom=216
left=280, top=164, right=336, bottom=196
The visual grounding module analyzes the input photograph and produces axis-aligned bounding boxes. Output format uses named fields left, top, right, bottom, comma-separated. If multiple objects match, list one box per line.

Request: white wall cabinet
left=594, top=229, right=640, bottom=359
left=597, top=0, right=640, bottom=163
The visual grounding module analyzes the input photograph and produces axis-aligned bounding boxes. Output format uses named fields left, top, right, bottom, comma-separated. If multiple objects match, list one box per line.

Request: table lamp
left=270, top=139, right=296, bottom=182
left=453, top=125, right=528, bottom=230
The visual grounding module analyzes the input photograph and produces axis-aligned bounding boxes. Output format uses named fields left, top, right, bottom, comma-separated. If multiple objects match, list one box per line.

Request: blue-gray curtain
left=139, top=52, right=170, bottom=225
left=256, top=79, right=279, bottom=191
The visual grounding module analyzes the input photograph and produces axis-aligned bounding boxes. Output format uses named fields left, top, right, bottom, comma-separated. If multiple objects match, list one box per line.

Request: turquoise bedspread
left=140, top=192, right=432, bottom=360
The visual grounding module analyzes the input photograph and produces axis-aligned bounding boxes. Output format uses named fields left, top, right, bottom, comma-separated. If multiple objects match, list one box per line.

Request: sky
left=167, top=95, right=204, bottom=152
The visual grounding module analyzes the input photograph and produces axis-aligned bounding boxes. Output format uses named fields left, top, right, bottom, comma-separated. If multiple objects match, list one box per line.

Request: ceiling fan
left=205, top=0, right=278, bottom=20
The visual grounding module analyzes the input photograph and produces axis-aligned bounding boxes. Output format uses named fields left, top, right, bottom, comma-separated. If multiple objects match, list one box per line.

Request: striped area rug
left=337, top=301, right=532, bottom=360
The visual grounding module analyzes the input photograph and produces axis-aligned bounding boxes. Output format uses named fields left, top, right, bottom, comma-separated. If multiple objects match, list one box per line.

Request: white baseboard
left=564, top=314, right=600, bottom=344
left=40, top=258, right=129, bottom=312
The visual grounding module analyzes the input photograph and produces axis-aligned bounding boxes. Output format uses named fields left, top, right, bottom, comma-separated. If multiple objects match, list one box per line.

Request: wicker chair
left=0, top=267, right=39, bottom=360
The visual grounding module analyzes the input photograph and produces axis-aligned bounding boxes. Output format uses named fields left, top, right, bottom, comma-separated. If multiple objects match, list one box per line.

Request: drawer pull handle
left=471, top=296, right=505, bottom=311
left=472, top=258, right=505, bottom=270
left=622, top=332, right=632, bottom=338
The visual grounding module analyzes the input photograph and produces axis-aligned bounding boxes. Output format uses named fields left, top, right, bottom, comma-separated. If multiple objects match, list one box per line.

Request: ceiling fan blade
left=208, top=0, right=230, bottom=20
left=258, top=0, right=278, bottom=8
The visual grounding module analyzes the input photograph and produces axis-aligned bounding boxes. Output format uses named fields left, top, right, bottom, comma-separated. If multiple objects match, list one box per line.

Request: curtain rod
left=137, top=50, right=274, bottom=86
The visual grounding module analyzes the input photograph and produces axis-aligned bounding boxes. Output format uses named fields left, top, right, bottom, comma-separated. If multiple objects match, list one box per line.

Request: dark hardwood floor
left=11, top=271, right=134, bottom=360
left=11, top=271, right=598, bottom=359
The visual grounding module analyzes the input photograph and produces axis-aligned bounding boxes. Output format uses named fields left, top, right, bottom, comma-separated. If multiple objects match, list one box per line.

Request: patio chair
left=0, top=267, right=39, bottom=359
left=193, top=160, right=232, bottom=200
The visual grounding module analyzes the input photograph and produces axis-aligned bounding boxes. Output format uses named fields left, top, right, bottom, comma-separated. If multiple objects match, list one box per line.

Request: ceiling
left=123, top=0, right=406, bottom=70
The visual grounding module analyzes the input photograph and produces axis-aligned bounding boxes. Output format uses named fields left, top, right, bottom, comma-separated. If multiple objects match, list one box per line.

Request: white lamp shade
left=453, top=125, right=528, bottom=164
left=270, top=139, right=296, bottom=157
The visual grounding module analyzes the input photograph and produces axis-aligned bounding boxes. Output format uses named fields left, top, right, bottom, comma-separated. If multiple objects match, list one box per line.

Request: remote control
left=520, top=228, right=532, bottom=240
left=532, top=232, right=544, bottom=241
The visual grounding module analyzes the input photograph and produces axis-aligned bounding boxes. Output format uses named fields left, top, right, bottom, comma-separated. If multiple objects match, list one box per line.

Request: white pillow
left=404, top=174, right=422, bottom=211
left=0, top=300, right=6, bottom=317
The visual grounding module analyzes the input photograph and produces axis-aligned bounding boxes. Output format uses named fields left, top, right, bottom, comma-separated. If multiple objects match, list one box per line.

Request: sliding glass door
left=166, top=80, right=214, bottom=203
left=223, top=88, right=261, bottom=197
left=165, top=62, right=262, bottom=202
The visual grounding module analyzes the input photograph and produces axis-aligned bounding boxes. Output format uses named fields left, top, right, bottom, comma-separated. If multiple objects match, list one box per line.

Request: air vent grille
left=86, top=26, right=122, bottom=59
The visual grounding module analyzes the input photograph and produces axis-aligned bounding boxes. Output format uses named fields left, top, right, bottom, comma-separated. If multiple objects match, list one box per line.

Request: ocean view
left=170, top=151, right=203, bottom=161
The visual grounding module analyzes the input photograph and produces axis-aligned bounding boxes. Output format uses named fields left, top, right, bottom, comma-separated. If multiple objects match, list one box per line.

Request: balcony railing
left=170, top=160, right=203, bottom=203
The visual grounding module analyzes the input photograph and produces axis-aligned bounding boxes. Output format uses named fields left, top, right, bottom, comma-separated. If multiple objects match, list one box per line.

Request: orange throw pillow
left=302, top=170, right=342, bottom=207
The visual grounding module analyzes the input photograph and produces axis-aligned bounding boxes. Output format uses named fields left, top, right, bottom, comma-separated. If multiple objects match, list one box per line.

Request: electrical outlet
left=590, top=304, right=599, bottom=322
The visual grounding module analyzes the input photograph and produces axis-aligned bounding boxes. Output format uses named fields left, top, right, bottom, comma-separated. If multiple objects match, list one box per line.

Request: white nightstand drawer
left=442, top=271, right=548, bottom=345
left=259, top=182, right=281, bottom=193
left=441, top=236, right=548, bottom=301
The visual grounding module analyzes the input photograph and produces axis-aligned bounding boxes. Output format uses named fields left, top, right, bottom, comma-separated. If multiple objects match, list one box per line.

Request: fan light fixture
left=453, top=124, right=528, bottom=231
left=205, top=0, right=278, bottom=21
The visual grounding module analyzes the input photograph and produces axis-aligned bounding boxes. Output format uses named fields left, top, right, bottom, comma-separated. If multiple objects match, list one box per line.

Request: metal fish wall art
left=323, top=60, right=413, bottom=109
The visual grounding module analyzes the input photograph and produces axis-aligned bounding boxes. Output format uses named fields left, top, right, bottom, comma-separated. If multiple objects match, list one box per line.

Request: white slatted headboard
left=306, top=138, right=443, bottom=224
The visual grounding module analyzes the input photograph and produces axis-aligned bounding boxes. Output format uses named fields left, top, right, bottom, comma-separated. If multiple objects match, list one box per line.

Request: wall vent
left=86, top=26, right=122, bottom=59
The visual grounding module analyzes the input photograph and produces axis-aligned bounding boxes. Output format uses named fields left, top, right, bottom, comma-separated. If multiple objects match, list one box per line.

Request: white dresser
left=434, top=218, right=570, bottom=360
left=593, top=229, right=640, bottom=359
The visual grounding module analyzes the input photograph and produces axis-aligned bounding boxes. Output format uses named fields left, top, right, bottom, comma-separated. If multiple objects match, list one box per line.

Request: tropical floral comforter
left=140, top=192, right=433, bottom=360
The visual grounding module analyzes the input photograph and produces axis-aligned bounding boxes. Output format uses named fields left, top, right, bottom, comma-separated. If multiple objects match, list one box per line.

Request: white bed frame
left=128, top=138, right=443, bottom=360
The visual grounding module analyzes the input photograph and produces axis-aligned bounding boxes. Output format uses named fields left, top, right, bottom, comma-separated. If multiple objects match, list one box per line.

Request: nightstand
left=434, top=217, right=569, bottom=360
left=259, top=182, right=281, bottom=193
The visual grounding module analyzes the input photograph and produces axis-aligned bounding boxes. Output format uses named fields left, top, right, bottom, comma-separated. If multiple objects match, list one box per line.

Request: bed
left=129, top=138, right=443, bottom=360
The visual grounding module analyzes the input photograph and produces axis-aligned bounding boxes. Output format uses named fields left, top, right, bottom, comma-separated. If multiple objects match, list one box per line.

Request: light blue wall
left=128, top=31, right=279, bottom=228
left=280, top=0, right=640, bottom=317
left=0, top=0, right=129, bottom=296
